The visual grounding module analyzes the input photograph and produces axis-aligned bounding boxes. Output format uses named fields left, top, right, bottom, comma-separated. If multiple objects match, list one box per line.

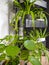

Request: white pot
left=30, top=0, right=47, bottom=8
left=37, top=38, right=46, bottom=46
left=37, top=38, right=45, bottom=42
left=36, top=19, right=44, bottom=21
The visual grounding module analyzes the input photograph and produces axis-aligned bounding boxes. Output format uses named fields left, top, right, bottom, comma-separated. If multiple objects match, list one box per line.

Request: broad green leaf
left=28, top=56, right=41, bottom=65
left=0, top=44, right=5, bottom=53
left=24, top=40, right=35, bottom=50
left=6, top=46, right=20, bottom=58
left=20, top=50, right=29, bottom=60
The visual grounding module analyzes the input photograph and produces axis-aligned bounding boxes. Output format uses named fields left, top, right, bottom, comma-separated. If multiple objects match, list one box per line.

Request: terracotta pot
left=20, top=56, right=49, bottom=65
left=41, top=56, right=49, bottom=65
left=20, top=60, right=25, bottom=65
left=2, top=58, right=49, bottom=65
left=27, top=62, right=32, bottom=65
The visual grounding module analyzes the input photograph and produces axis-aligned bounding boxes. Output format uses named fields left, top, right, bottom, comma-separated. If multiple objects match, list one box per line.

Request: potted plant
left=11, top=0, right=47, bottom=29
left=0, top=0, right=49, bottom=65
left=34, top=8, right=48, bottom=28
left=11, top=0, right=35, bottom=30
left=30, top=28, right=49, bottom=45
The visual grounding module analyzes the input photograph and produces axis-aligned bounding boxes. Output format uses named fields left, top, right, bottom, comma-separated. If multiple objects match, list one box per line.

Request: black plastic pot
left=24, top=14, right=32, bottom=28
left=24, top=15, right=47, bottom=28
left=35, top=19, right=47, bottom=28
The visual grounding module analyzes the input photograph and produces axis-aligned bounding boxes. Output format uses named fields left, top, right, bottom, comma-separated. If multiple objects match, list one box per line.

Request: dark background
left=46, top=0, right=49, bottom=48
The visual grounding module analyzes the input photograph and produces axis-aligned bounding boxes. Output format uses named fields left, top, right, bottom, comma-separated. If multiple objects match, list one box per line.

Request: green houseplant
left=0, top=35, right=20, bottom=65
left=30, top=28, right=49, bottom=42
left=0, top=29, right=49, bottom=65
left=0, top=0, right=49, bottom=65
left=11, top=0, right=47, bottom=30
left=23, top=28, right=49, bottom=65
left=33, top=8, right=48, bottom=27
left=29, top=28, right=49, bottom=46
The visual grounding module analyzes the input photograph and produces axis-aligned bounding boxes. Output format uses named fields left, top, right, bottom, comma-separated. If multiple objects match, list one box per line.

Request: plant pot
left=24, top=14, right=32, bottom=28
left=25, top=17, right=47, bottom=28
left=35, top=19, right=47, bottom=28
left=27, top=62, right=32, bottom=65
left=20, top=57, right=49, bottom=65
left=41, top=56, right=49, bottom=65
left=37, top=38, right=46, bottom=46
left=20, top=60, right=32, bottom=65
left=19, top=0, right=24, bottom=3
left=30, top=0, right=47, bottom=8
left=20, top=60, right=25, bottom=65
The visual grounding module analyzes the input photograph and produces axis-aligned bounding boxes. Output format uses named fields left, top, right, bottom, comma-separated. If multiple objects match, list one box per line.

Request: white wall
left=0, top=0, right=9, bottom=38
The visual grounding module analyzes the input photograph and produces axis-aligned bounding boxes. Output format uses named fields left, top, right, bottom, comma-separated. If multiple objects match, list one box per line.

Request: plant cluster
left=0, top=0, right=49, bottom=65
left=11, top=0, right=47, bottom=31
left=0, top=29, right=49, bottom=65
left=29, top=28, right=49, bottom=41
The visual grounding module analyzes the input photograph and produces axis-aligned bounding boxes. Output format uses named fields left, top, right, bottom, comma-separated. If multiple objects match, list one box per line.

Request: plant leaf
left=28, top=56, right=41, bottom=65
left=24, top=40, right=35, bottom=50
left=6, top=46, right=20, bottom=58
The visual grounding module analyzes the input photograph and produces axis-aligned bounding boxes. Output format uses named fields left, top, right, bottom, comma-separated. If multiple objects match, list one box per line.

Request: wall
left=0, top=0, right=9, bottom=38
